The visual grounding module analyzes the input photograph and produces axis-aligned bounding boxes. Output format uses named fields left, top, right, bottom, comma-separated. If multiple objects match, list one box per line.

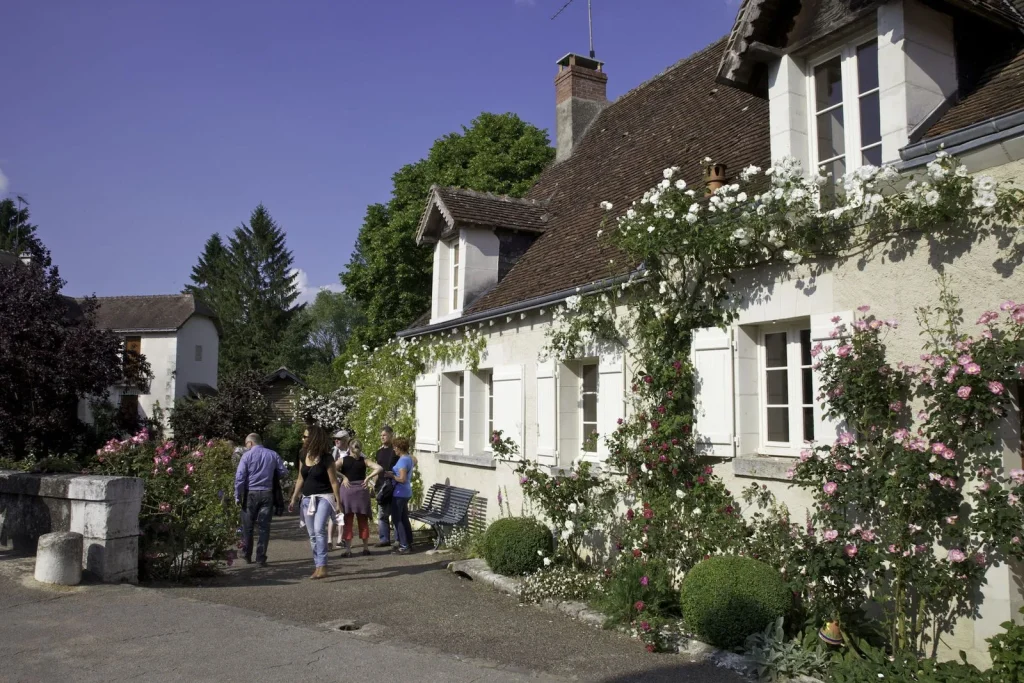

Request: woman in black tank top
left=288, top=425, right=342, bottom=579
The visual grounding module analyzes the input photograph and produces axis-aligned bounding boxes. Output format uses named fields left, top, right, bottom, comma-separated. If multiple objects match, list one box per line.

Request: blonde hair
left=350, top=439, right=363, bottom=457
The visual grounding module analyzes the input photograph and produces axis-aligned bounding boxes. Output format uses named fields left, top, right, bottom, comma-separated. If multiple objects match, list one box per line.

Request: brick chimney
left=555, top=53, right=608, bottom=162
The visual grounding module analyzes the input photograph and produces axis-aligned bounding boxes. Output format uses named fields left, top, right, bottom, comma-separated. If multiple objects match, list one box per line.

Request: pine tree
left=184, top=233, right=229, bottom=306
left=0, top=198, right=46, bottom=263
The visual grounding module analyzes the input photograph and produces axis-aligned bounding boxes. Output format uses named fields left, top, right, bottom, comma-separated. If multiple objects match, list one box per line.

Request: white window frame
left=450, top=239, right=461, bottom=313
left=580, top=361, right=599, bottom=455
left=757, top=322, right=814, bottom=456
left=456, top=373, right=465, bottom=448
left=806, top=32, right=880, bottom=179
left=485, top=370, right=494, bottom=450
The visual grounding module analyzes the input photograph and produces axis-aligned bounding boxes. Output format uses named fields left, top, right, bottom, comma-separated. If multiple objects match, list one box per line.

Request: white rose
left=675, top=489, right=684, bottom=499
left=568, top=502, right=578, bottom=514
left=663, top=168, right=674, bottom=179
left=543, top=557, right=552, bottom=567
left=692, top=508, right=702, bottom=516
left=600, top=200, right=613, bottom=210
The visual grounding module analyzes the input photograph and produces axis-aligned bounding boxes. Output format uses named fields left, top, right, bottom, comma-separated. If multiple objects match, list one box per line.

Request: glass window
left=762, top=327, right=815, bottom=449
left=581, top=363, right=598, bottom=453
left=857, top=40, right=881, bottom=166
left=457, top=374, right=465, bottom=444
left=800, top=329, right=815, bottom=443
left=764, top=332, right=790, bottom=443
left=486, top=372, right=494, bottom=443
left=451, top=241, right=460, bottom=310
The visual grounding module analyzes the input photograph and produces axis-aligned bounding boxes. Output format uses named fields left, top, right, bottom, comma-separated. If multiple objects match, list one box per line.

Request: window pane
left=859, top=91, right=881, bottom=147
left=583, top=424, right=597, bottom=452
left=816, top=108, right=845, bottom=162
left=857, top=40, right=879, bottom=93
left=799, top=329, right=812, bottom=365
left=582, top=364, right=598, bottom=392
left=767, top=407, right=790, bottom=442
left=766, top=369, right=789, bottom=404
left=803, top=407, right=815, bottom=442
left=583, top=394, right=597, bottom=422
left=452, top=243, right=459, bottom=266
left=820, top=157, right=847, bottom=201
left=863, top=145, right=882, bottom=167
left=765, top=333, right=787, bottom=368
left=814, top=57, right=843, bottom=111
left=802, top=368, right=814, bottom=405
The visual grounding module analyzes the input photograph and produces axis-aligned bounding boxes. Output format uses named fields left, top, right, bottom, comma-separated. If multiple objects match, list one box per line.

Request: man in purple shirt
left=235, top=433, right=288, bottom=567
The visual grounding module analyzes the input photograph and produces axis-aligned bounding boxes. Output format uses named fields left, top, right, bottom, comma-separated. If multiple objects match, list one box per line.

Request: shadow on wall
left=0, top=474, right=53, bottom=553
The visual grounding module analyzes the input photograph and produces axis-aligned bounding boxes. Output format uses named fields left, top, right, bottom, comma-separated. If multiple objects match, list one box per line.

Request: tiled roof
left=460, top=37, right=771, bottom=317
left=86, top=294, right=215, bottom=332
left=924, top=46, right=1024, bottom=138
left=417, top=186, right=550, bottom=243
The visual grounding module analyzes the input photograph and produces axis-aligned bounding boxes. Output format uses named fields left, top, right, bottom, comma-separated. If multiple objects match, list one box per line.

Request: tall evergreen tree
left=184, top=233, right=229, bottom=306
left=0, top=198, right=46, bottom=262
left=341, top=112, right=554, bottom=352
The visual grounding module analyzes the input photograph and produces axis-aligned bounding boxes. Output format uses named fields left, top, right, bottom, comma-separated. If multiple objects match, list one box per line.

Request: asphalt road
left=0, top=515, right=745, bottom=683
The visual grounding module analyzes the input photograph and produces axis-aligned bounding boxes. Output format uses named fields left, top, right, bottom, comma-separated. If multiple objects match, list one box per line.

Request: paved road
left=0, top=516, right=745, bottom=683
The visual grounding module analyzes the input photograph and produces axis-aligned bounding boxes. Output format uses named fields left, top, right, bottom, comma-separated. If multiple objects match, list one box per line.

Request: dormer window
left=451, top=240, right=461, bottom=311
left=810, top=37, right=881, bottom=187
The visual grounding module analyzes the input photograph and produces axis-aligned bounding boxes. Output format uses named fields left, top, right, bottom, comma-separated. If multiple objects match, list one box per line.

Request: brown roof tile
left=85, top=294, right=215, bottom=332
left=925, top=46, right=1024, bottom=138
left=461, top=36, right=771, bottom=317
left=435, top=187, right=550, bottom=233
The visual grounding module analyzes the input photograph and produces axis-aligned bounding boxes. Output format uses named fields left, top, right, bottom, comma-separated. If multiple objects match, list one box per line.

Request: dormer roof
left=415, top=185, right=551, bottom=245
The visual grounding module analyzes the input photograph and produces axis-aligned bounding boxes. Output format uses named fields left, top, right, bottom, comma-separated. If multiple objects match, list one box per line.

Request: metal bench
left=410, top=483, right=478, bottom=549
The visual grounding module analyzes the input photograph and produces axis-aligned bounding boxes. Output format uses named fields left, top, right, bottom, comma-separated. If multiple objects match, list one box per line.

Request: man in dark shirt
left=374, top=425, right=397, bottom=547
left=234, top=433, right=288, bottom=567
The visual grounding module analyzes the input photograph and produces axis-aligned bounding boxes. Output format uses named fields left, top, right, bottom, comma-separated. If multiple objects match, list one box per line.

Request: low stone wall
left=0, top=471, right=143, bottom=583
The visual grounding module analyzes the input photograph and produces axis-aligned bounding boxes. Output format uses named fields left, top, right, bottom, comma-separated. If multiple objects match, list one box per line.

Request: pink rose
left=165, top=467, right=173, bottom=475
left=634, top=600, right=645, bottom=612
left=945, top=516, right=958, bottom=525
left=182, top=485, right=191, bottom=496
left=889, top=401, right=903, bottom=412
left=964, top=363, right=981, bottom=375
left=958, top=354, right=973, bottom=366
left=837, top=344, right=852, bottom=358
left=1012, top=536, right=1021, bottom=545
left=942, top=447, right=956, bottom=460
left=835, top=462, right=851, bottom=472
left=1000, top=300, right=1017, bottom=311
left=844, top=544, right=858, bottom=557
left=799, top=449, right=812, bottom=462
left=988, top=381, right=1005, bottom=395
left=824, top=530, right=839, bottom=542
left=837, top=432, right=856, bottom=446
left=640, top=576, right=649, bottom=586
left=977, top=311, right=999, bottom=325
left=158, top=502, right=171, bottom=514
left=931, top=442, right=946, bottom=454
left=948, top=549, right=966, bottom=563
left=860, top=530, right=876, bottom=542
left=957, top=385, right=972, bottom=399
left=1009, top=469, right=1024, bottom=484
left=823, top=482, right=838, bottom=496
left=857, top=305, right=871, bottom=312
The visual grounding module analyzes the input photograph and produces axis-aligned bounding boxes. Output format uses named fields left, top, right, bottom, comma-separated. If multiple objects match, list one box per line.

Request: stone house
left=77, top=294, right=219, bottom=432
left=400, top=0, right=1024, bottom=662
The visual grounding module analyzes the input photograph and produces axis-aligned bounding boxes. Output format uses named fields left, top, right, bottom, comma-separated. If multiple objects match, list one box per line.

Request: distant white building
left=77, top=294, right=219, bottom=432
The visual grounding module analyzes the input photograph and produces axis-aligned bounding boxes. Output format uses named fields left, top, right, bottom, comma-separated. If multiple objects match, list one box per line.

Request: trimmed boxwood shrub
left=483, top=517, right=554, bottom=576
left=680, top=555, right=792, bottom=648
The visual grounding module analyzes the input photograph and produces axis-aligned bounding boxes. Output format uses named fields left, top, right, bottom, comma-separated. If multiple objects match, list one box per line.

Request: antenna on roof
left=551, top=0, right=595, bottom=59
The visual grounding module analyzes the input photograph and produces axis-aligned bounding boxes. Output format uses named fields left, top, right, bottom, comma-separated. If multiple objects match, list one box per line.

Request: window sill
left=437, top=451, right=496, bottom=470
left=733, top=454, right=796, bottom=482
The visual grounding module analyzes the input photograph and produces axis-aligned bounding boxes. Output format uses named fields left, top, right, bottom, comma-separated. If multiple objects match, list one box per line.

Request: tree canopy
left=341, top=112, right=554, bottom=352
left=0, top=198, right=46, bottom=263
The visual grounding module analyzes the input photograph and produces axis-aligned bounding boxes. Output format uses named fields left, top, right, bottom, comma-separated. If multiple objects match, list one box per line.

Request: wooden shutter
left=414, top=373, right=440, bottom=452
left=810, top=311, right=853, bottom=444
left=492, top=364, right=524, bottom=454
left=691, top=326, right=736, bottom=457
left=596, top=351, right=625, bottom=458
left=536, top=360, right=557, bottom=461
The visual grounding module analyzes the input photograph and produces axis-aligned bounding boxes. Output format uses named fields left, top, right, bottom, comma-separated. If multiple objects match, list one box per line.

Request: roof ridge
left=85, top=293, right=194, bottom=302
left=439, top=185, right=550, bottom=207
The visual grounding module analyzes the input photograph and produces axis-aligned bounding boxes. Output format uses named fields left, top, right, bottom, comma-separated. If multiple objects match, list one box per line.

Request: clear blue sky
left=0, top=0, right=737, bottom=301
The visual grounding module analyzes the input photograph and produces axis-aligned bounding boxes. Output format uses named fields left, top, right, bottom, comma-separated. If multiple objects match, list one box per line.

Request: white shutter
left=597, top=351, right=625, bottom=458
left=414, top=373, right=439, bottom=452
left=810, top=311, right=852, bottom=445
left=692, top=326, right=736, bottom=458
left=492, top=364, right=524, bottom=455
left=536, top=360, right=557, bottom=461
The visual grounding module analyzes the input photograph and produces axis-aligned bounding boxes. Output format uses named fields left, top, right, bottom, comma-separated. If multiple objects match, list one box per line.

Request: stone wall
left=0, top=471, right=143, bottom=583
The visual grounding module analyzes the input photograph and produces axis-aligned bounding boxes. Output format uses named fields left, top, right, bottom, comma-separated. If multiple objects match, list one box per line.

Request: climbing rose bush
left=91, top=431, right=240, bottom=580
left=791, top=297, right=1024, bottom=655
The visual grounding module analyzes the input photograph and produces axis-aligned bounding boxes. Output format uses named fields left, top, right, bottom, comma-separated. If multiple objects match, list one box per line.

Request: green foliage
left=987, top=608, right=1024, bottom=683
left=170, top=370, right=270, bottom=443
left=828, top=641, right=987, bottom=683
left=483, top=517, right=554, bottom=576
left=184, top=205, right=302, bottom=375
left=596, top=554, right=677, bottom=626
left=297, top=290, right=365, bottom=387
left=680, top=556, right=792, bottom=649
left=263, top=420, right=305, bottom=466
left=341, top=112, right=554, bottom=351
left=0, top=197, right=45, bottom=262
left=91, top=433, right=240, bottom=580
left=743, top=618, right=831, bottom=683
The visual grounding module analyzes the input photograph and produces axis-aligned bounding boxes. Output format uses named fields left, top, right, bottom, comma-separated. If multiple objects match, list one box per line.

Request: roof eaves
left=899, top=107, right=1024, bottom=168
left=414, top=186, right=456, bottom=246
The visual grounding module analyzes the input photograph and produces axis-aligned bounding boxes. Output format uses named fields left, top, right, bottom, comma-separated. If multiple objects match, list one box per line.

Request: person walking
left=338, top=439, right=382, bottom=557
left=390, top=436, right=416, bottom=554
left=374, top=425, right=398, bottom=547
left=288, top=425, right=343, bottom=579
left=327, top=430, right=350, bottom=550
left=234, top=433, right=287, bottom=567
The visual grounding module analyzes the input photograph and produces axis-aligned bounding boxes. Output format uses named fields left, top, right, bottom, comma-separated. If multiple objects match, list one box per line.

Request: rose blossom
left=1009, top=469, right=1024, bottom=484
left=964, top=363, right=981, bottom=375
left=823, top=482, right=838, bottom=496
left=824, top=530, right=839, bottom=542
left=989, top=381, right=1005, bottom=395
left=640, top=576, right=649, bottom=586
left=844, top=544, right=858, bottom=557
left=941, top=447, right=956, bottom=460
left=837, top=344, right=852, bottom=358
left=860, top=530, right=877, bottom=542
left=957, top=385, right=972, bottom=399
left=634, top=600, right=645, bottom=612
left=948, top=549, right=966, bottom=563
left=958, top=354, right=973, bottom=366
left=837, top=431, right=856, bottom=446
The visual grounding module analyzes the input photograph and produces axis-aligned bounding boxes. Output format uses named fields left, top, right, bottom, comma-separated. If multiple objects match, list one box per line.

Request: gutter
left=396, top=270, right=638, bottom=338
left=898, top=109, right=1024, bottom=170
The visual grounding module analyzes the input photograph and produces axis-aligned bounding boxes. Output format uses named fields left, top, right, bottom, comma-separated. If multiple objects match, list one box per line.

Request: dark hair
left=302, top=424, right=332, bottom=464
left=393, top=436, right=410, bottom=454
left=381, top=425, right=394, bottom=435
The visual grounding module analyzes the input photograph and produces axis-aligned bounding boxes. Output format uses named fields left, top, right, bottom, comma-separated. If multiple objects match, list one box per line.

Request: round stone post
left=34, top=531, right=84, bottom=586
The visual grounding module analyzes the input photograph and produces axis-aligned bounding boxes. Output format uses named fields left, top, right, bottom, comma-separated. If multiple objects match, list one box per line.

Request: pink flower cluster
left=96, top=428, right=150, bottom=455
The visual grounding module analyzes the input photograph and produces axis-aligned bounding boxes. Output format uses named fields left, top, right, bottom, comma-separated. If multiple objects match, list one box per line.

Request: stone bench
left=0, top=471, right=143, bottom=583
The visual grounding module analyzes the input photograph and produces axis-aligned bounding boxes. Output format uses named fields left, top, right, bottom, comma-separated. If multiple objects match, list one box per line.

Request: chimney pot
left=555, top=53, right=608, bottom=162
left=704, top=163, right=728, bottom=196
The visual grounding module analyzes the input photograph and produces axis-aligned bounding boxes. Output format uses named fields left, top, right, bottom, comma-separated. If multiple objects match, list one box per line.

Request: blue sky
left=0, top=0, right=738, bottom=302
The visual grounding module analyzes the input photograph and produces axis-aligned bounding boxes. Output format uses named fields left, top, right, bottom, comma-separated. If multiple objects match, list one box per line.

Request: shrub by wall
left=483, top=517, right=554, bottom=576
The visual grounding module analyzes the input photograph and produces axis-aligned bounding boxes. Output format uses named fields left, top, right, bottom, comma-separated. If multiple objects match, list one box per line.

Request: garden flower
left=837, top=344, right=852, bottom=358
left=165, top=467, right=173, bottom=475
left=692, top=508, right=702, bottom=516
left=976, top=311, right=999, bottom=324
left=1013, top=537, right=1021, bottom=545
left=964, top=363, right=981, bottom=375
left=837, top=432, right=856, bottom=446
left=823, top=482, right=838, bottom=496
left=958, top=354, right=973, bottom=366
left=974, top=552, right=986, bottom=566
left=860, top=530, right=876, bottom=542
left=799, top=449, right=812, bottom=462
left=158, top=502, right=171, bottom=514
left=835, top=462, right=851, bottom=472
left=675, top=489, right=684, bottom=499
left=632, top=549, right=642, bottom=558
left=640, top=576, right=649, bottom=586
left=988, top=381, right=1005, bottom=395
left=958, top=386, right=972, bottom=398
left=568, top=503, right=578, bottom=514
left=889, top=401, right=903, bottom=412
left=978, top=482, right=990, bottom=492
left=915, top=544, right=928, bottom=554
left=824, top=530, right=839, bottom=542
left=600, top=200, right=613, bottom=210
left=942, top=447, right=956, bottom=460
left=186, top=463, right=195, bottom=475
left=844, top=544, right=858, bottom=557
left=1010, top=494, right=1020, bottom=506
left=946, top=516, right=958, bottom=524
left=1009, top=469, right=1024, bottom=484
left=948, top=549, right=967, bottom=563
left=635, top=600, right=645, bottom=612
left=182, top=485, right=191, bottom=496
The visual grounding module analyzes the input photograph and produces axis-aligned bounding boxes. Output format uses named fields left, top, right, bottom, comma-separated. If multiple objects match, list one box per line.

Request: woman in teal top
left=390, top=436, right=415, bottom=553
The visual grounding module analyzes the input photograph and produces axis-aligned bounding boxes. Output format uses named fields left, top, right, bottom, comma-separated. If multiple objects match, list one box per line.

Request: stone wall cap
left=0, top=471, right=144, bottom=502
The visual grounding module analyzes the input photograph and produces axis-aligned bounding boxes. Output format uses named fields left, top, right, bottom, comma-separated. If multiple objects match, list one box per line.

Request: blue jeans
left=392, top=496, right=413, bottom=550
left=241, top=490, right=274, bottom=563
left=378, top=498, right=393, bottom=544
left=301, top=496, right=335, bottom=567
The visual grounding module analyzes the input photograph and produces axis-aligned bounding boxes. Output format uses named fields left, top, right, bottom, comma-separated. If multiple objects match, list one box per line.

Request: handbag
left=376, top=477, right=395, bottom=503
